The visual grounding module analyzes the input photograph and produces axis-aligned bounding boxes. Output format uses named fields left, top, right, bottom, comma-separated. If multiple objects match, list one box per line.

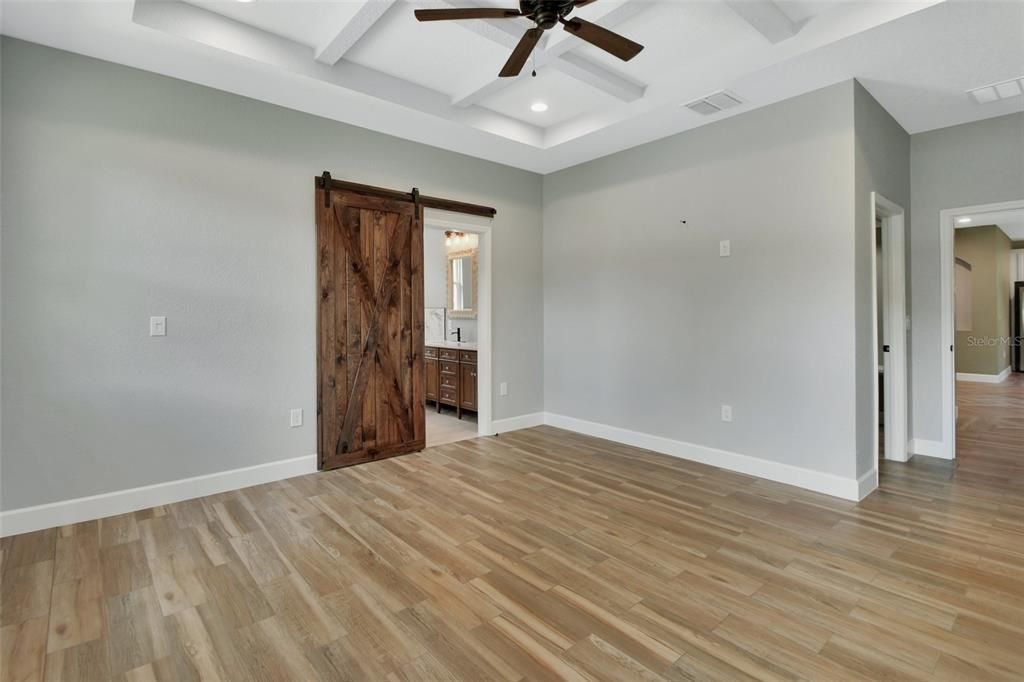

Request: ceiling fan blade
left=415, top=8, right=521, bottom=21
left=499, top=27, right=544, bottom=78
left=573, top=0, right=600, bottom=7
left=562, top=18, right=643, bottom=61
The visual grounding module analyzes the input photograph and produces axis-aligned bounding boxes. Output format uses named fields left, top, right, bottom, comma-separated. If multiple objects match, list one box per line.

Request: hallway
left=879, top=372, right=1023, bottom=514
left=956, top=373, right=1024, bottom=488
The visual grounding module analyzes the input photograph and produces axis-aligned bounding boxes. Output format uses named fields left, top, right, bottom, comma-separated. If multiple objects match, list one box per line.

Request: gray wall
left=909, top=113, right=1024, bottom=442
left=0, top=38, right=543, bottom=510
left=424, top=227, right=447, bottom=310
left=953, top=225, right=1013, bottom=375
left=853, top=81, right=910, bottom=476
left=543, top=82, right=861, bottom=479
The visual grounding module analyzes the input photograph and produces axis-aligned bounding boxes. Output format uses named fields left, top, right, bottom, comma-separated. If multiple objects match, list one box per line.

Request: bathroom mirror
left=447, top=247, right=478, bottom=319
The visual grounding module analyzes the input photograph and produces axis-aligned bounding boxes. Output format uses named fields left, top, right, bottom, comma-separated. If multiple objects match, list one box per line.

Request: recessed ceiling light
left=957, top=217, right=973, bottom=224
left=530, top=102, right=548, bottom=113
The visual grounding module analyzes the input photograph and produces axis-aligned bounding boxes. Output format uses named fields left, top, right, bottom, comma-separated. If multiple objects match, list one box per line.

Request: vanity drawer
left=440, top=360, right=459, bottom=375
left=460, top=351, right=477, bottom=364
left=439, top=348, right=459, bottom=361
left=439, top=388, right=457, bottom=404
left=440, top=373, right=457, bottom=389
left=424, top=346, right=438, bottom=359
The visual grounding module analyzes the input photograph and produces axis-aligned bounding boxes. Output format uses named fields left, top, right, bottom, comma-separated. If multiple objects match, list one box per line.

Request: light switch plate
left=719, top=240, right=731, bottom=257
left=499, top=382, right=508, bottom=396
left=290, top=408, right=303, bottom=428
left=149, top=316, right=167, bottom=337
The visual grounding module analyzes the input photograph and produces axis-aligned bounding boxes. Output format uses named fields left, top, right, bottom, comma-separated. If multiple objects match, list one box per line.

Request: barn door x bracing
left=316, top=178, right=425, bottom=470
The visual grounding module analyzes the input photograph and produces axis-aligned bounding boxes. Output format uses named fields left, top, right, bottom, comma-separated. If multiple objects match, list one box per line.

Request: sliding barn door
left=316, top=183, right=424, bottom=470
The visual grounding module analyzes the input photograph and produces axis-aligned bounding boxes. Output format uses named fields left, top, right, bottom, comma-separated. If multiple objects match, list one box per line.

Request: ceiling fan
left=414, top=1, right=644, bottom=78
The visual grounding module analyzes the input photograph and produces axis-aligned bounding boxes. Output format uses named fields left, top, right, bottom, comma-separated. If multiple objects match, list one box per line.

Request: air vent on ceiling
left=968, top=77, right=1024, bottom=104
left=684, top=90, right=743, bottom=116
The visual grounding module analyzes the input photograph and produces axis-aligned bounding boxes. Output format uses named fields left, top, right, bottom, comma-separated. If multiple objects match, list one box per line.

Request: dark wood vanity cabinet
left=425, top=345, right=477, bottom=418
left=459, top=352, right=477, bottom=413
left=424, top=347, right=438, bottom=402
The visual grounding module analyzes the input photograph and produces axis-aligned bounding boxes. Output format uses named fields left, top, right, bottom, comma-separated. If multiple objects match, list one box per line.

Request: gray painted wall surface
left=424, top=227, right=447, bottom=310
left=543, top=83, right=860, bottom=479
left=0, top=39, right=543, bottom=509
left=954, top=225, right=1013, bottom=375
left=909, top=113, right=1024, bottom=442
left=5, top=34, right=1018, bottom=513
left=853, top=81, right=910, bottom=476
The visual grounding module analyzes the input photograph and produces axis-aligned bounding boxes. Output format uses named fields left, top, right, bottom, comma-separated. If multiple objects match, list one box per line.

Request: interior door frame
left=873, top=192, right=909, bottom=472
left=315, top=174, right=497, bottom=469
left=1016, top=281, right=1024, bottom=373
left=424, top=208, right=493, bottom=437
left=939, top=199, right=1024, bottom=460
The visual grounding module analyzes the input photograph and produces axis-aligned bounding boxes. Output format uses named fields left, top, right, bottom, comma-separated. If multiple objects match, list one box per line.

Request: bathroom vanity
left=424, top=342, right=477, bottom=418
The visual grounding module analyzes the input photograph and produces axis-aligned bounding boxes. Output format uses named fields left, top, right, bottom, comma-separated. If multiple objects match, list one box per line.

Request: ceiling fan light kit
left=415, top=0, right=644, bottom=78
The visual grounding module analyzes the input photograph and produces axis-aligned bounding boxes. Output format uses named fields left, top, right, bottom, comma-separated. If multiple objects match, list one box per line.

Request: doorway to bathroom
left=423, top=209, right=493, bottom=447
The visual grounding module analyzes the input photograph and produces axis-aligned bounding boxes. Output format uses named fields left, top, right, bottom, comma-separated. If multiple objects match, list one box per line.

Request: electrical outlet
left=289, top=408, right=303, bottom=428
left=499, top=382, right=509, bottom=396
left=149, top=316, right=166, bottom=337
left=719, top=240, right=731, bottom=257
left=721, top=405, right=733, bottom=422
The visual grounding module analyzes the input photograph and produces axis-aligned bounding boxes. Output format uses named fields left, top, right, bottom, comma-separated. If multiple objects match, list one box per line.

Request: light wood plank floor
left=3, top=390, right=1023, bottom=681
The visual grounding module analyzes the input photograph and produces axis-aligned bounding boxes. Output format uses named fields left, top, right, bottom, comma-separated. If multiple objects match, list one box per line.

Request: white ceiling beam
left=723, top=0, right=798, bottom=44
left=552, top=54, right=645, bottom=102
left=449, top=0, right=650, bottom=107
left=315, top=0, right=398, bottom=65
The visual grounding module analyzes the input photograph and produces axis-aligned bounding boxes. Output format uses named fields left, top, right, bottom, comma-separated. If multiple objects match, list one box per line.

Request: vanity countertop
left=426, top=340, right=478, bottom=351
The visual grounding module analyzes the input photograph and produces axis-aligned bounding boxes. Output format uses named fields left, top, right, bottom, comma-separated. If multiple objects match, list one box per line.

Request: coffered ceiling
left=2, top=0, right=1022, bottom=173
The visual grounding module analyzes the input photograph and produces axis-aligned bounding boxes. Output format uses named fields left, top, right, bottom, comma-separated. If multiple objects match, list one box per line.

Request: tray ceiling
left=2, top=0, right=1022, bottom=173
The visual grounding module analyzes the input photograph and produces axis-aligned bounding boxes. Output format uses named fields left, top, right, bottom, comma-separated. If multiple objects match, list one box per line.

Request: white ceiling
left=956, top=209, right=1024, bottom=241
left=1, top=0, right=1022, bottom=173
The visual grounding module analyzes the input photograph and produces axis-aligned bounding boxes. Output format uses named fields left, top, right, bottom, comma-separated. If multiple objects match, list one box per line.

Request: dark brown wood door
left=316, top=185, right=424, bottom=470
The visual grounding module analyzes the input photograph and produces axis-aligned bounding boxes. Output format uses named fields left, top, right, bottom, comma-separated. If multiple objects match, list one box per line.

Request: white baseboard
left=542, top=412, right=865, bottom=501
left=909, top=438, right=952, bottom=459
left=0, top=454, right=317, bottom=537
left=956, top=366, right=1011, bottom=384
left=0, top=407, right=898, bottom=535
left=490, top=412, right=545, bottom=434
left=857, top=469, right=879, bottom=500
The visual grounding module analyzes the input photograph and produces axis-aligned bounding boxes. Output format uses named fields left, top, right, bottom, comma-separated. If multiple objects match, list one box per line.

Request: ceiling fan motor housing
left=521, top=0, right=578, bottom=30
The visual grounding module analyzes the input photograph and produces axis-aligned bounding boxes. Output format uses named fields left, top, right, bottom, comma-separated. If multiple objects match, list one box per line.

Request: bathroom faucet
left=450, top=327, right=462, bottom=343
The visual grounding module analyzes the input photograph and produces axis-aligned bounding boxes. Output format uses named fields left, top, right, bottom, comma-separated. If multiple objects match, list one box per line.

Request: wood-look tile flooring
left=426, top=408, right=478, bottom=448
left=3, top=384, right=1023, bottom=681
left=955, top=373, right=1024, bottom=486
